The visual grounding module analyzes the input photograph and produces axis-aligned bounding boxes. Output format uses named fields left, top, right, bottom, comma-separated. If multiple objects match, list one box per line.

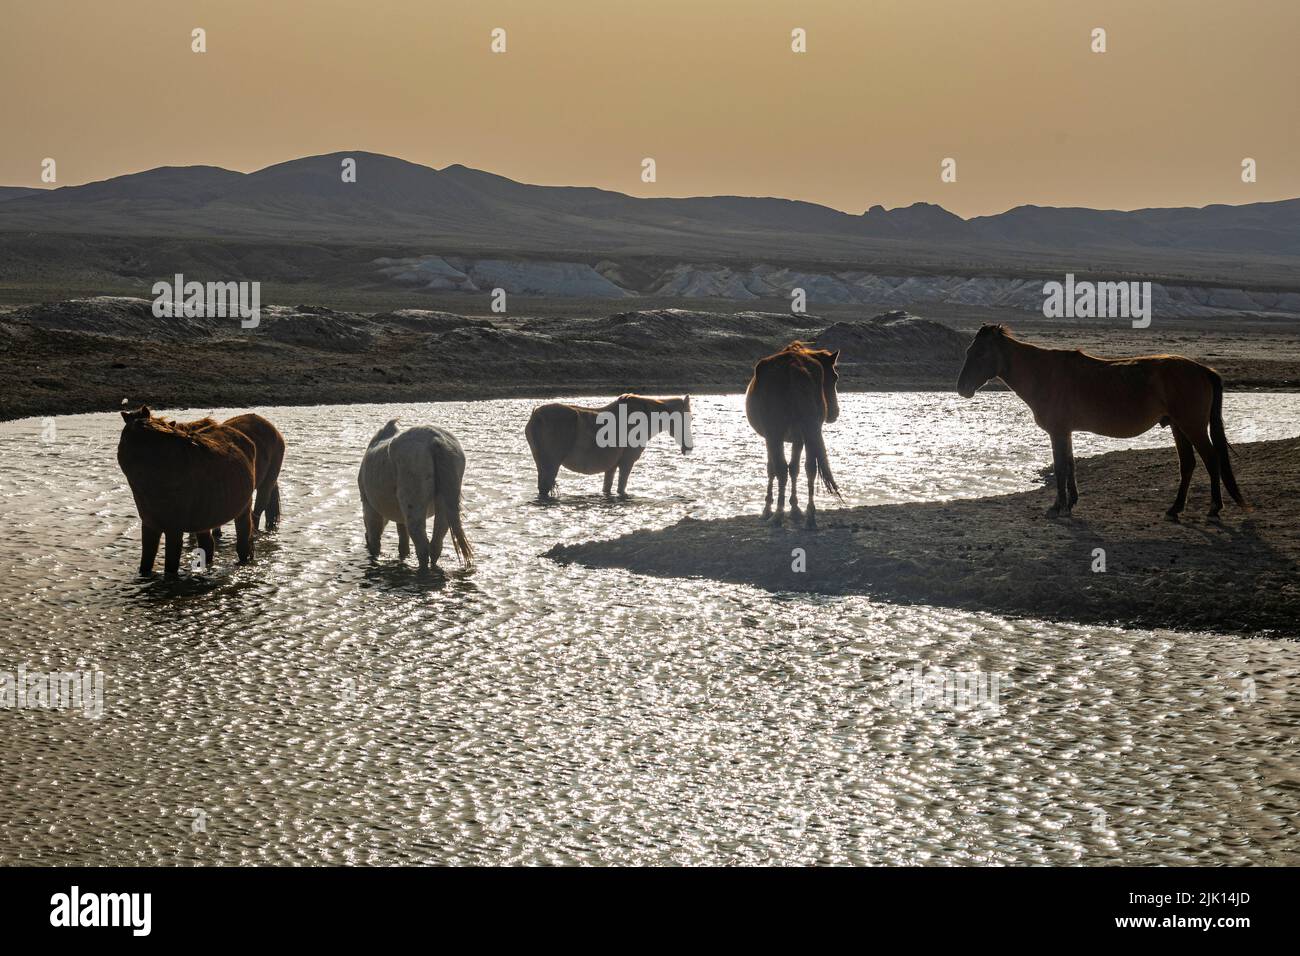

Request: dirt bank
left=0, top=299, right=968, bottom=421
left=547, top=438, right=1300, bottom=638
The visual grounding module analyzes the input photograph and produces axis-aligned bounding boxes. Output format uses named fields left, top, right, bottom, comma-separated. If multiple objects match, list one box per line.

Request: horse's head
left=817, top=350, right=841, bottom=423
left=120, top=405, right=153, bottom=430
left=665, top=395, right=693, bottom=454
left=957, top=325, right=1007, bottom=398
left=679, top=394, right=693, bottom=454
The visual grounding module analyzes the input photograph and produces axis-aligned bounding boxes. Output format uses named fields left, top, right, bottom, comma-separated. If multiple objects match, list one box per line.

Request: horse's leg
left=139, top=524, right=162, bottom=576
left=196, top=530, right=215, bottom=570
left=251, top=483, right=267, bottom=532
left=397, top=523, right=410, bottom=561
left=788, top=436, right=804, bottom=521
left=1046, top=432, right=1072, bottom=517
left=265, top=483, right=281, bottom=532
left=429, top=512, right=449, bottom=568
left=401, top=501, right=431, bottom=570
left=803, top=440, right=819, bottom=530
left=765, top=434, right=788, bottom=524
left=603, top=468, right=615, bottom=498
left=616, top=461, right=632, bottom=499
left=163, top=529, right=183, bottom=577
left=1067, top=450, right=1079, bottom=508
left=234, top=507, right=254, bottom=564
left=362, top=501, right=386, bottom=558
left=1167, top=427, right=1196, bottom=520
left=1189, top=427, right=1224, bottom=518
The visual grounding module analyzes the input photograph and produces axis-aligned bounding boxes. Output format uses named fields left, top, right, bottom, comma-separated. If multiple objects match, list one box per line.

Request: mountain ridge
left=3, top=150, right=1298, bottom=258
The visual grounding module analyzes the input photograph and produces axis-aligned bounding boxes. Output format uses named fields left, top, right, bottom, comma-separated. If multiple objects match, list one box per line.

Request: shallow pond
left=0, top=392, right=1297, bottom=864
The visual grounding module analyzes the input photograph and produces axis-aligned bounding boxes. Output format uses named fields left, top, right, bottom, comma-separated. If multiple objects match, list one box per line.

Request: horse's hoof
left=1207, top=509, right=1223, bottom=521
left=1165, top=509, right=1181, bottom=522
left=1045, top=507, right=1061, bottom=519
left=789, top=506, right=803, bottom=522
left=805, top=517, right=817, bottom=531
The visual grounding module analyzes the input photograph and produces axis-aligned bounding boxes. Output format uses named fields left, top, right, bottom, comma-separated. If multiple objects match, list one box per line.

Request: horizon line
left=7, top=149, right=1297, bottom=223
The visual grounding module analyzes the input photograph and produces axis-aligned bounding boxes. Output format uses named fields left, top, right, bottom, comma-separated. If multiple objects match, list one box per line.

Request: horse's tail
left=1208, top=370, right=1247, bottom=508
left=369, top=418, right=400, bottom=449
left=782, top=356, right=841, bottom=500
left=433, top=445, right=474, bottom=567
left=799, top=416, right=841, bottom=500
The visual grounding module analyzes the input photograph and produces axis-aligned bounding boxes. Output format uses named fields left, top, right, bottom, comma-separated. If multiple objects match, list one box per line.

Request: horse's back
left=119, top=422, right=256, bottom=530
left=526, top=403, right=580, bottom=455
left=222, top=413, right=285, bottom=489
left=747, top=349, right=823, bottom=437
left=361, top=423, right=465, bottom=521
left=1052, top=351, right=1215, bottom=437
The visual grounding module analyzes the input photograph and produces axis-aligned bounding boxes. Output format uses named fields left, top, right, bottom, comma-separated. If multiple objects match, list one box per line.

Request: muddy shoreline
left=548, top=438, right=1300, bottom=638
left=4, top=297, right=1300, bottom=422
left=0, top=299, right=971, bottom=421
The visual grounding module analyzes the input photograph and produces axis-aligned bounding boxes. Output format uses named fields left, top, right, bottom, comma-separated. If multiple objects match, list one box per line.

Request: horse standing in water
left=357, top=420, right=472, bottom=570
left=200, top=413, right=286, bottom=545
left=745, top=342, right=841, bottom=529
left=956, top=324, right=1247, bottom=519
left=216, top=414, right=285, bottom=531
left=116, top=406, right=257, bottom=576
left=525, top=394, right=692, bottom=500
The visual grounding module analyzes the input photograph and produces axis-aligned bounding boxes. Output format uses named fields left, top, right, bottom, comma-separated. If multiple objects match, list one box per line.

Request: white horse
left=357, top=420, right=473, bottom=570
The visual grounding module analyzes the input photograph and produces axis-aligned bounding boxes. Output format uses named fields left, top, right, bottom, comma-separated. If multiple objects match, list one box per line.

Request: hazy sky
left=3, top=0, right=1297, bottom=217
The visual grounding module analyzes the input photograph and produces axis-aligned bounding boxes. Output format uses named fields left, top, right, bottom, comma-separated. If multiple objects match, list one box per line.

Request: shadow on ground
left=548, top=438, right=1300, bottom=637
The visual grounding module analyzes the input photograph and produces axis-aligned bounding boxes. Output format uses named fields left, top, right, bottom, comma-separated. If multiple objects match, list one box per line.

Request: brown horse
left=956, top=324, right=1246, bottom=519
left=117, top=406, right=257, bottom=576
left=204, top=414, right=285, bottom=532
left=525, top=394, right=692, bottom=500
left=745, top=341, right=841, bottom=529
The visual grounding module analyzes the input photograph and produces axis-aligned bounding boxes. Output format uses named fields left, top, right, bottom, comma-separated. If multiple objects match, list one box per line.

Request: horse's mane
left=136, top=415, right=235, bottom=453
left=781, top=340, right=837, bottom=360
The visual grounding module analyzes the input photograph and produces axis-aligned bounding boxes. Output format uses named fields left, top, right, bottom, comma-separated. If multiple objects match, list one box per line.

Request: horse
left=525, top=394, right=692, bottom=500
left=218, top=414, right=285, bottom=531
left=357, top=419, right=472, bottom=570
left=116, top=406, right=257, bottom=576
left=956, top=324, right=1247, bottom=519
left=199, top=414, right=285, bottom=543
left=745, top=341, right=841, bottom=529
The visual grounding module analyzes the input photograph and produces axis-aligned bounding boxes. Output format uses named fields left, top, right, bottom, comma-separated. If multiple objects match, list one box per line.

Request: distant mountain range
left=3, top=151, right=1299, bottom=260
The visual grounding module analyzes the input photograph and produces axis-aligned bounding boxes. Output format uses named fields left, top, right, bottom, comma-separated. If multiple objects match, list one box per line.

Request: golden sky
left=3, top=0, right=1297, bottom=217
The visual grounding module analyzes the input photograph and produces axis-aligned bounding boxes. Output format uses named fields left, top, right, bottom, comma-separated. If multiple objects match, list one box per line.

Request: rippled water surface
left=1, top=392, right=1298, bottom=865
